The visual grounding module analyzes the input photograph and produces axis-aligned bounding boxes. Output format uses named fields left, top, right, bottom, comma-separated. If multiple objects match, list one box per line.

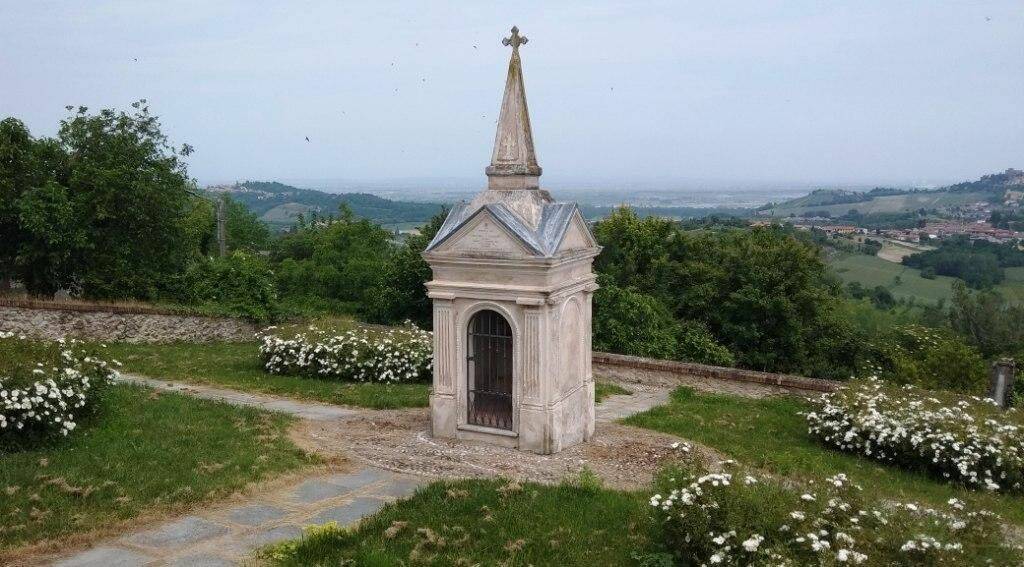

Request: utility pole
left=216, top=196, right=227, bottom=258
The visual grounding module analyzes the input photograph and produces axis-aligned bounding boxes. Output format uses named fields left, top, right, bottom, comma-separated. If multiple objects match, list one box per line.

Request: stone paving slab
left=323, top=466, right=390, bottom=490
left=223, top=503, right=289, bottom=527
left=166, top=553, right=236, bottom=567
left=288, top=478, right=357, bottom=503
left=214, top=524, right=305, bottom=557
left=52, top=468, right=421, bottom=566
left=53, top=546, right=155, bottom=567
left=371, top=476, right=425, bottom=499
left=308, top=497, right=386, bottom=526
left=123, top=516, right=229, bottom=549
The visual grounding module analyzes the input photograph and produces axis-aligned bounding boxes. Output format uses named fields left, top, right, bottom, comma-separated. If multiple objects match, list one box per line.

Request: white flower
left=742, top=534, right=763, bottom=552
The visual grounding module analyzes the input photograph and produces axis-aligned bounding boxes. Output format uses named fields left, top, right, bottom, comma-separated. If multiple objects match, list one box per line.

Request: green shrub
left=863, top=325, right=988, bottom=394
left=676, top=322, right=736, bottom=367
left=652, top=462, right=1020, bottom=565
left=182, top=251, right=279, bottom=321
left=594, top=277, right=734, bottom=366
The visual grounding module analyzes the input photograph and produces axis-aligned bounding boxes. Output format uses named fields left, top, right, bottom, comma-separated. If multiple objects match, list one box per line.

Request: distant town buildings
left=920, top=221, right=1020, bottom=243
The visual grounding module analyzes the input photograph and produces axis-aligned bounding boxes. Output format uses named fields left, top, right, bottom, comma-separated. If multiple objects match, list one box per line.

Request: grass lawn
left=594, top=381, right=631, bottom=402
left=265, top=478, right=655, bottom=566
left=0, top=384, right=314, bottom=553
left=99, top=341, right=430, bottom=409
left=625, top=387, right=1024, bottom=526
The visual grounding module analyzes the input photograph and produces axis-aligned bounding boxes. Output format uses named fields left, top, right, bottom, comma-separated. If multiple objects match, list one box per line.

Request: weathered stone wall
left=0, top=305, right=258, bottom=343
left=592, top=351, right=838, bottom=394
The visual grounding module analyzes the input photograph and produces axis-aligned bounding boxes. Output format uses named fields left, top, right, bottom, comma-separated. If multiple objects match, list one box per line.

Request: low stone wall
left=593, top=351, right=838, bottom=394
left=0, top=304, right=258, bottom=343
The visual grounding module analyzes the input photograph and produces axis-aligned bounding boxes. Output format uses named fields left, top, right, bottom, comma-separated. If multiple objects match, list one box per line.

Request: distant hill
left=757, top=169, right=1023, bottom=218
left=205, top=181, right=445, bottom=229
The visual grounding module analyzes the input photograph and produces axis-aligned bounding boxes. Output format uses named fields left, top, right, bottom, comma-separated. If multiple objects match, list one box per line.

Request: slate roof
left=425, top=200, right=583, bottom=258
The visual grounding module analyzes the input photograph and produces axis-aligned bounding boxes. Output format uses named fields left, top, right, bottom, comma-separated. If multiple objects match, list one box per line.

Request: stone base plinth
left=429, top=394, right=457, bottom=439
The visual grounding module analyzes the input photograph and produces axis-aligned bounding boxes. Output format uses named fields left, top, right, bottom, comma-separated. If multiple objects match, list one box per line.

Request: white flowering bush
left=0, top=332, right=119, bottom=446
left=807, top=378, right=1024, bottom=493
left=259, top=324, right=432, bottom=383
left=651, top=463, right=1020, bottom=565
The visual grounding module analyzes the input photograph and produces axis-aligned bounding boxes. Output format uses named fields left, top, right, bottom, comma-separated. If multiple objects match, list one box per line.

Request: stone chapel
left=422, top=27, right=601, bottom=454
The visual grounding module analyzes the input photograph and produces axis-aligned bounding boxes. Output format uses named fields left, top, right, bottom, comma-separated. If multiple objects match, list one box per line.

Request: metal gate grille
left=467, top=310, right=513, bottom=430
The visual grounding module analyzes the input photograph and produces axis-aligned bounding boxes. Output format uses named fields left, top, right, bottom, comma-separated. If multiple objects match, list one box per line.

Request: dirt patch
left=289, top=408, right=722, bottom=491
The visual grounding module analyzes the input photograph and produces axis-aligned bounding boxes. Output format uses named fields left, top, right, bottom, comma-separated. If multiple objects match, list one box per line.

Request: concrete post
left=988, top=359, right=1016, bottom=409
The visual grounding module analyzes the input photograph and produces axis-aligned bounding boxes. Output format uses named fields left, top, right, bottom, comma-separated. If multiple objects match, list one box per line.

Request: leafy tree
left=224, top=195, right=271, bottom=252
left=903, top=236, right=1024, bottom=289
left=360, top=209, right=447, bottom=327
left=0, top=118, right=66, bottom=289
left=949, top=281, right=1024, bottom=358
left=58, top=102, right=195, bottom=299
left=273, top=204, right=394, bottom=312
left=2, top=105, right=196, bottom=299
left=592, top=207, right=675, bottom=292
left=592, top=275, right=734, bottom=366
left=15, top=181, right=84, bottom=295
left=593, top=207, right=860, bottom=377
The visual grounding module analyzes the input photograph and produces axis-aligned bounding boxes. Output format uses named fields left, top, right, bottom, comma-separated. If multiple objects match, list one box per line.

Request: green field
left=829, top=254, right=1024, bottom=305
left=762, top=190, right=992, bottom=218
left=829, top=253, right=957, bottom=303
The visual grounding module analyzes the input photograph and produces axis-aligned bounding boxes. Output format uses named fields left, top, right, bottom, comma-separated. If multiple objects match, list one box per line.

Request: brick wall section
left=593, top=351, right=839, bottom=393
left=0, top=305, right=258, bottom=343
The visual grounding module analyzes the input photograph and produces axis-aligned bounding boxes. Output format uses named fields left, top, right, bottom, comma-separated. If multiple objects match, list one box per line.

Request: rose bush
left=259, top=324, right=432, bottom=383
left=806, top=378, right=1024, bottom=493
left=652, top=462, right=1020, bottom=565
left=0, top=332, right=119, bottom=446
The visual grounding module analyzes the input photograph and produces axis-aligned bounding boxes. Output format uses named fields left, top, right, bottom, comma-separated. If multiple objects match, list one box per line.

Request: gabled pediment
left=427, top=200, right=597, bottom=258
left=556, top=211, right=598, bottom=253
left=431, top=207, right=537, bottom=258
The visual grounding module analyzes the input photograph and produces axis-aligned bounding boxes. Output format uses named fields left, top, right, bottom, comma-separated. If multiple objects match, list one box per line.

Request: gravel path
left=40, top=377, right=680, bottom=566
left=115, top=374, right=359, bottom=421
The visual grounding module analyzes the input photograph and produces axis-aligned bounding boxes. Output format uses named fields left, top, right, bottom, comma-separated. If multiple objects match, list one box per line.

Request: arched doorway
left=467, top=309, right=513, bottom=430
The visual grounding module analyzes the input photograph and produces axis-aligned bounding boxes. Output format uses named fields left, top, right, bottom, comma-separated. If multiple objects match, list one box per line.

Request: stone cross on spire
left=502, top=26, right=528, bottom=51
left=486, top=25, right=541, bottom=190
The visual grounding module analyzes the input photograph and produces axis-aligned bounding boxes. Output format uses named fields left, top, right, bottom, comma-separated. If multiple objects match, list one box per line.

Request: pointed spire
left=486, top=26, right=542, bottom=190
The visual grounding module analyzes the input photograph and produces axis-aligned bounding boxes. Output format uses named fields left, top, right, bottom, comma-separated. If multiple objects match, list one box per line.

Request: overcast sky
left=2, top=1, right=1022, bottom=189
